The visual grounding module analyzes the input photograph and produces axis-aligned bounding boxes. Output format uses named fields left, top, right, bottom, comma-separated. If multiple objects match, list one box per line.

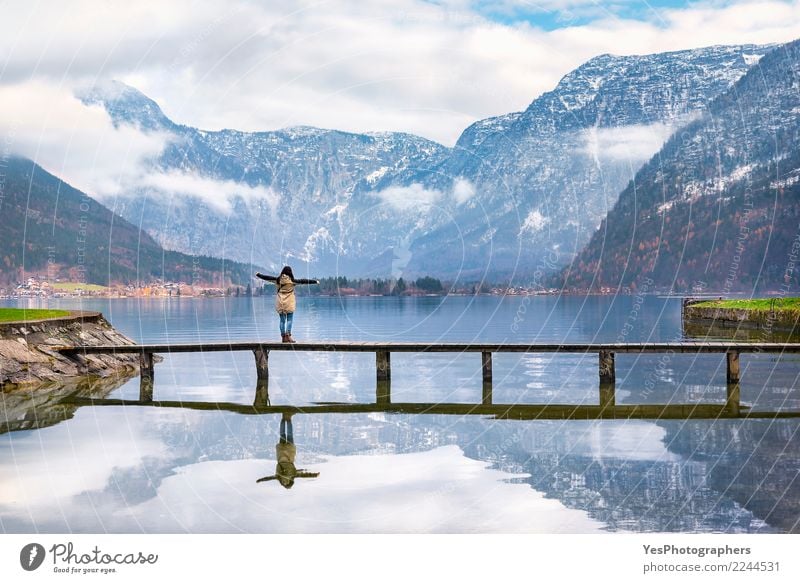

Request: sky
left=0, top=0, right=799, bottom=198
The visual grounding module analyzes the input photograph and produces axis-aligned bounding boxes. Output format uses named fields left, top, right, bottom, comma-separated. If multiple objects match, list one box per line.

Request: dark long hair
left=279, top=265, right=295, bottom=281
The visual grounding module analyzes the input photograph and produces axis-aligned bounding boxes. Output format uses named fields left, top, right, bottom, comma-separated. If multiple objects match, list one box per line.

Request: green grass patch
left=50, top=282, right=108, bottom=292
left=0, top=308, right=72, bottom=323
left=692, top=298, right=800, bottom=311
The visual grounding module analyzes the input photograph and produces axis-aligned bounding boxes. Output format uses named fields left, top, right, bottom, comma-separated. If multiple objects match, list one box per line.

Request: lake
left=1, top=295, right=799, bottom=533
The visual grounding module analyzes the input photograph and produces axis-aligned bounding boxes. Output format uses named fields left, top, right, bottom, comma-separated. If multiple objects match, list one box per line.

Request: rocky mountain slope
left=558, top=39, right=800, bottom=293
left=83, top=44, right=771, bottom=281
left=376, top=44, right=772, bottom=279
left=0, top=157, right=256, bottom=286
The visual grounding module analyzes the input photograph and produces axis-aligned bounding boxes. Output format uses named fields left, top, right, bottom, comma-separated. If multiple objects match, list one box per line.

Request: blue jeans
left=279, top=312, right=293, bottom=335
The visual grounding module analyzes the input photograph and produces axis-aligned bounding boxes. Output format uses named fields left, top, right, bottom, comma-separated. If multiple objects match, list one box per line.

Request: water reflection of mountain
left=458, top=419, right=789, bottom=533
left=660, top=420, right=799, bottom=533
left=3, top=383, right=797, bottom=533
left=71, top=408, right=798, bottom=533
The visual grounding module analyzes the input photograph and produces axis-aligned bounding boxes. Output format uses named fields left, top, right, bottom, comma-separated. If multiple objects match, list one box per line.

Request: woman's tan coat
left=275, top=273, right=297, bottom=314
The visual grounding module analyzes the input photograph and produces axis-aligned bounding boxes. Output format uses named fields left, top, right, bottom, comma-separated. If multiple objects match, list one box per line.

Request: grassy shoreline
left=0, top=308, right=72, bottom=323
left=691, top=298, right=800, bottom=312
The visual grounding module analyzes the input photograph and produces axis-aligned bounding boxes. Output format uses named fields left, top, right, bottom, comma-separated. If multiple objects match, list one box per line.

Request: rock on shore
left=0, top=311, right=140, bottom=386
left=1, top=375, right=130, bottom=434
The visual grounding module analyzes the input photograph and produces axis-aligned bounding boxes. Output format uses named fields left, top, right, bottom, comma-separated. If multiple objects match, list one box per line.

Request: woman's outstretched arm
left=295, top=471, right=321, bottom=478
left=294, top=278, right=320, bottom=285
left=255, top=273, right=278, bottom=282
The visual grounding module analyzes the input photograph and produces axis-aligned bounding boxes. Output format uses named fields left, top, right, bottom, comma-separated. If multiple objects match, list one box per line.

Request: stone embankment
left=0, top=311, right=140, bottom=386
left=682, top=298, right=800, bottom=334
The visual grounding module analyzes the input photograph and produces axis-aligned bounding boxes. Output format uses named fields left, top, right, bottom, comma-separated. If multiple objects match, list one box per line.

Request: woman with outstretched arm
left=256, top=413, right=319, bottom=489
left=256, top=265, right=319, bottom=343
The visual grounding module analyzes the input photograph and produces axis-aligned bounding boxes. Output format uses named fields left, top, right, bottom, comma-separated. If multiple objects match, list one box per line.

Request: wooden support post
left=599, top=383, right=615, bottom=410
left=254, top=346, right=269, bottom=381
left=139, top=351, right=154, bottom=381
left=726, top=350, right=741, bottom=416
left=726, top=382, right=741, bottom=417
left=376, top=350, right=391, bottom=404
left=599, top=350, right=615, bottom=383
left=139, top=351, right=154, bottom=403
left=139, top=377, right=153, bottom=403
left=726, top=351, right=740, bottom=384
left=254, top=379, right=270, bottom=408
left=376, top=380, right=391, bottom=405
left=482, top=351, right=493, bottom=405
left=376, top=350, right=391, bottom=382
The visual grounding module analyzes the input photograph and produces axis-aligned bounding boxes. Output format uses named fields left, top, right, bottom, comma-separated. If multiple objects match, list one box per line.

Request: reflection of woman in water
left=257, top=413, right=319, bottom=489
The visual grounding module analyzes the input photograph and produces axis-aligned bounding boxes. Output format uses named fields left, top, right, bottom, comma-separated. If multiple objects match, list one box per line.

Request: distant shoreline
left=3, top=290, right=783, bottom=301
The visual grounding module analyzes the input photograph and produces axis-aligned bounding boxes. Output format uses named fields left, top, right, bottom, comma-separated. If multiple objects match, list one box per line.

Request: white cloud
left=0, top=408, right=168, bottom=508
left=21, top=445, right=604, bottom=533
left=374, top=183, right=443, bottom=211
left=0, top=80, right=169, bottom=196
left=373, top=178, right=474, bottom=212
left=452, top=177, right=476, bottom=204
left=141, top=171, right=280, bottom=214
left=1, top=1, right=798, bottom=146
left=522, top=421, right=682, bottom=462
left=0, top=81, right=277, bottom=214
left=581, top=122, right=682, bottom=164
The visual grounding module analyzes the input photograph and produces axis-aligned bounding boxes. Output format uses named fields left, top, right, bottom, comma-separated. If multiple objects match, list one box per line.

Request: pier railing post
left=254, top=346, right=269, bottom=381
left=726, top=351, right=741, bottom=416
left=139, top=351, right=154, bottom=403
left=481, top=351, right=493, bottom=405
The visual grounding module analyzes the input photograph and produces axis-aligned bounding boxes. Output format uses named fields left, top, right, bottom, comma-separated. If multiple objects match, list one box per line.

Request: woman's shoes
left=281, top=333, right=297, bottom=343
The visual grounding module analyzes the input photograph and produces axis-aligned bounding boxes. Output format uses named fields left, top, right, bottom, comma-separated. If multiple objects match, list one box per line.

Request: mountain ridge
left=0, top=156, right=258, bottom=286
left=557, top=38, right=800, bottom=292
left=79, top=42, right=775, bottom=282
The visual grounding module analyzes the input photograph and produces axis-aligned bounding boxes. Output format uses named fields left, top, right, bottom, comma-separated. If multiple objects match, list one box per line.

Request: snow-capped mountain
left=386, top=43, right=772, bottom=280
left=559, top=39, right=800, bottom=292
left=82, top=43, right=771, bottom=281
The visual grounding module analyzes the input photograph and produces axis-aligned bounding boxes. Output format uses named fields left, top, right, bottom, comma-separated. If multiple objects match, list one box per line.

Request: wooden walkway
left=54, top=341, right=800, bottom=418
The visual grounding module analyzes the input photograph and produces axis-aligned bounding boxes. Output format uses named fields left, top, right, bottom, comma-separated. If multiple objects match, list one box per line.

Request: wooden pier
left=55, top=341, right=800, bottom=418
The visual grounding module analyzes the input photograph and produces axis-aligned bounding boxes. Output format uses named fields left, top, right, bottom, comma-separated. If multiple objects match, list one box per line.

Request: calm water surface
left=1, top=295, right=798, bottom=533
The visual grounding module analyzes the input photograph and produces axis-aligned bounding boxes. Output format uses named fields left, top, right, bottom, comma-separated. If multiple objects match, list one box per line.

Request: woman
left=256, top=266, right=319, bottom=343
left=256, top=413, right=319, bottom=489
